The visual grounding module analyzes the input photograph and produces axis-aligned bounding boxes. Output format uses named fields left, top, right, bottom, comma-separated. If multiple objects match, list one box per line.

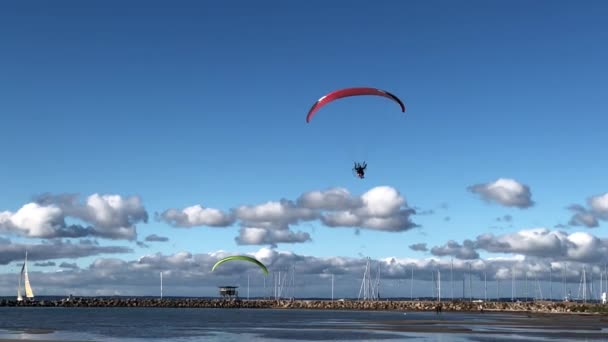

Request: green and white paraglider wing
left=212, top=255, right=269, bottom=275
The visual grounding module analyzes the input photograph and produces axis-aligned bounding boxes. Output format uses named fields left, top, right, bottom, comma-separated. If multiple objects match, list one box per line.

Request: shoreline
left=2, top=297, right=607, bottom=315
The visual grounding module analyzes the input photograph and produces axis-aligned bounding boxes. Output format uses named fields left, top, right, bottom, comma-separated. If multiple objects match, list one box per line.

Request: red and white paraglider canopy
left=306, top=87, right=406, bottom=123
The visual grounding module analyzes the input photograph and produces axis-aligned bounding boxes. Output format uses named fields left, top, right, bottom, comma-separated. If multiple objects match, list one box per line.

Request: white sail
left=24, top=266, right=34, bottom=298
left=24, top=251, right=34, bottom=299
left=17, top=263, right=24, bottom=301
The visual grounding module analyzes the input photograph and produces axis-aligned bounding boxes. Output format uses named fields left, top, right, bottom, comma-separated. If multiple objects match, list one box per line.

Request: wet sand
left=1, top=310, right=606, bottom=341
left=364, top=312, right=608, bottom=339
left=0, top=340, right=90, bottom=342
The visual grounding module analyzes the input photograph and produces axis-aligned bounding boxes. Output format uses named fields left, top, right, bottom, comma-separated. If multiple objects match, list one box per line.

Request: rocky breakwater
left=0, top=298, right=272, bottom=309
left=0, top=298, right=606, bottom=314
left=274, top=299, right=608, bottom=314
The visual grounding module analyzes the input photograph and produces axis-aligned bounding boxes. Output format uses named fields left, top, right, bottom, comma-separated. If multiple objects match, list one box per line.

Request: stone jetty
left=1, top=297, right=606, bottom=314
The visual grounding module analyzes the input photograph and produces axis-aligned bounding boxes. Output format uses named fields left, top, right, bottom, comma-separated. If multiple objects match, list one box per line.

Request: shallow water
left=0, top=307, right=606, bottom=341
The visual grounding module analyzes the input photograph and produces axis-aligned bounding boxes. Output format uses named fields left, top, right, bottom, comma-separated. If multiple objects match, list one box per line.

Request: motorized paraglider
left=353, top=161, right=367, bottom=179
left=305, top=87, right=406, bottom=179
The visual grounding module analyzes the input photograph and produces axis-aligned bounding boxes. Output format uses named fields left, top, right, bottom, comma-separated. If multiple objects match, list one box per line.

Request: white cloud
left=1, top=193, right=149, bottom=240
left=234, top=199, right=318, bottom=227
left=589, top=192, right=608, bottom=220
left=468, top=178, right=534, bottom=208
left=158, top=205, right=235, bottom=228
left=430, top=240, right=479, bottom=260
left=231, top=199, right=317, bottom=247
left=59, top=262, right=79, bottom=269
left=567, top=204, right=598, bottom=228
left=235, top=227, right=311, bottom=246
left=1, top=203, right=64, bottom=237
left=297, top=187, right=361, bottom=210
left=564, top=192, right=608, bottom=228
left=320, top=186, right=418, bottom=232
left=565, top=231, right=606, bottom=262
left=145, top=234, right=169, bottom=242
left=589, top=192, right=608, bottom=213
left=409, top=243, right=428, bottom=252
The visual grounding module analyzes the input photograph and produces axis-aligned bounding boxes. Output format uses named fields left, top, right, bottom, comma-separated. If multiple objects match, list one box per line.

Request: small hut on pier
left=218, top=286, right=239, bottom=299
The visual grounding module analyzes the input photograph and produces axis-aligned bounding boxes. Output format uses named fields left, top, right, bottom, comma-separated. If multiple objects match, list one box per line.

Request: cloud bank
left=0, top=238, right=132, bottom=265
left=429, top=228, right=608, bottom=264
left=2, top=235, right=605, bottom=298
left=158, top=186, right=419, bottom=246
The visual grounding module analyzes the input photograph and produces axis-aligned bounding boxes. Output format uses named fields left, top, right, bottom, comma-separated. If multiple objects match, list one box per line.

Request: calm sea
left=0, top=307, right=605, bottom=341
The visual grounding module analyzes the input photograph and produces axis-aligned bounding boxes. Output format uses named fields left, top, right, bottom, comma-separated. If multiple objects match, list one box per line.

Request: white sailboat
left=16, top=251, right=34, bottom=301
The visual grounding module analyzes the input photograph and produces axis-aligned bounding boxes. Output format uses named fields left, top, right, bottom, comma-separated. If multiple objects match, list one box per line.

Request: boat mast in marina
left=410, top=265, right=414, bottom=300
left=358, top=257, right=378, bottom=301
left=562, top=263, right=569, bottom=302
left=549, top=266, right=553, bottom=301
left=497, top=278, right=500, bottom=301
left=331, top=273, right=334, bottom=301
left=462, top=275, right=465, bottom=300
left=450, top=258, right=453, bottom=300
left=437, top=270, right=441, bottom=302
left=432, top=269, right=435, bottom=299
left=511, top=266, right=515, bottom=302
left=578, top=266, right=590, bottom=303
left=291, top=265, right=296, bottom=299
left=376, top=263, right=381, bottom=299
left=484, top=271, right=487, bottom=301
left=468, top=263, right=472, bottom=301
left=525, top=271, right=528, bottom=301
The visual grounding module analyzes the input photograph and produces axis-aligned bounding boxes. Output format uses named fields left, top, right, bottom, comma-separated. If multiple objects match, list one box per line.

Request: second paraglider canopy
left=212, top=255, right=269, bottom=275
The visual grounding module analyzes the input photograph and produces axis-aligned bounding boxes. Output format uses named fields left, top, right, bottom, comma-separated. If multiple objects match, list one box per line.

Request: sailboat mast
left=432, top=269, right=436, bottom=299
left=331, top=273, right=334, bottom=301
left=17, top=263, right=23, bottom=301
left=438, top=270, right=441, bottom=302
left=450, top=258, right=454, bottom=300
left=525, top=271, right=528, bottom=302
left=604, top=264, right=608, bottom=292
left=583, top=266, right=587, bottom=303
left=563, top=263, right=567, bottom=300
left=511, top=266, right=515, bottom=302
left=410, top=265, right=413, bottom=300
left=484, top=271, right=487, bottom=301
left=549, top=266, right=552, bottom=301
left=468, top=263, right=472, bottom=301
left=600, top=266, right=603, bottom=298
left=462, top=276, right=465, bottom=300
left=160, top=271, right=163, bottom=300
left=497, top=278, right=500, bottom=301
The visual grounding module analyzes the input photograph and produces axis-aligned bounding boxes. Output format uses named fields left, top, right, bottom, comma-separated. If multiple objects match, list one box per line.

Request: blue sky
left=1, top=0, right=607, bottom=297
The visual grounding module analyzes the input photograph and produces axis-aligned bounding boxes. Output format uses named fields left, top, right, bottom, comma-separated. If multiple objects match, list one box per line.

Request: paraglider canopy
left=212, top=255, right=269, bottom=275
left=306, top=87, right=406, bottom=123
